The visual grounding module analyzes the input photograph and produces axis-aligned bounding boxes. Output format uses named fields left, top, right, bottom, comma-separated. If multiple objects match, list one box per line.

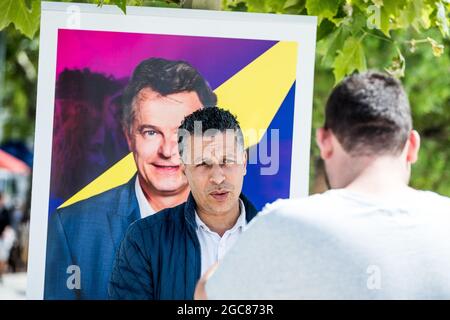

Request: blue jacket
left=44, top=176, right=140, bottom=300
left=108, top=193, right=258, bottom=300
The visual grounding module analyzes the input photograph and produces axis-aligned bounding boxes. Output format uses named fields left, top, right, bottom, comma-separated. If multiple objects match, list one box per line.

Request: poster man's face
left=126, top=88, right=202, bottom=197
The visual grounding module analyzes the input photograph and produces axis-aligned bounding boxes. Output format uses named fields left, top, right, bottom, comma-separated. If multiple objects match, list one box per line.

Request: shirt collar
left=134, top=176, right=156, bottom=218
left=194, top=199, right=247, bottom=234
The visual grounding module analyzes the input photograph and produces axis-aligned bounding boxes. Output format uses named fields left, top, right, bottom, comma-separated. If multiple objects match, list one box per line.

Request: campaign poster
left=28, top=2, right=316, bottom=299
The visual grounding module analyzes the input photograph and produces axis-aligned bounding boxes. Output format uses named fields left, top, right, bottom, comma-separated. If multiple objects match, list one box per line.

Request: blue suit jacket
left=44, top=176, right=140, bottom=300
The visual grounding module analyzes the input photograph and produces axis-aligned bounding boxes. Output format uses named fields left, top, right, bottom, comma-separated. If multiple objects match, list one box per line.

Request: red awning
left=0, top=149, right=31, bottom=175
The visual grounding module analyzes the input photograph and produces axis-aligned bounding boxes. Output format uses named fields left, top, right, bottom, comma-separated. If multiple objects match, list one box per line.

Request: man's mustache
left=205, top=183, right=235, bottom=194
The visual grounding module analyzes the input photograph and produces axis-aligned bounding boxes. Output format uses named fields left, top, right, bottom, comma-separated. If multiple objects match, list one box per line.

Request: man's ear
left=316, top=127, right=334, bottom=160
left=406, top=130, right=420, bottom=164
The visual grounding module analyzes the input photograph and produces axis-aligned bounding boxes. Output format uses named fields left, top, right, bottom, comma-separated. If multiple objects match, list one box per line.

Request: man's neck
left=344, top=156, right=411, bottom=198
left=197, top=201, right=241, bottom=237
left=138, top=177, right=190, bottom=213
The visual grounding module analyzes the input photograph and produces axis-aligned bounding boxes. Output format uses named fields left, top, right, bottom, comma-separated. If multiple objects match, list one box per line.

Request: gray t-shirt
left=206, top=188, right=450, bottom=299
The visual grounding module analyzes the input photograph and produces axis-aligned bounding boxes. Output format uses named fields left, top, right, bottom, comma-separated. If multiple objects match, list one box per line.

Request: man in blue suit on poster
left=44, top=58, right=217, bottom=299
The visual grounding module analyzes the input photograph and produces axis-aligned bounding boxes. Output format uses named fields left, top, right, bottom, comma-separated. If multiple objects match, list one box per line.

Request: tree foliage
left=0, top=0, right=183, bottom=38
left=0, top=0, right=41, bottom=39
left=1, top=26, right=39, bottom=143
left=310, top=28, right=450, bottom=196
left=223, top=0, right=449, bottom=83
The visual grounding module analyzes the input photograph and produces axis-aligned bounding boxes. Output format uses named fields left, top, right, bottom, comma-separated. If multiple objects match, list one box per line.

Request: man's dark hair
left=122, top=58, right=217, bottom=132
left=325, top=71, right=412, bottom=156
left=177, top=107, right=244, bottom=157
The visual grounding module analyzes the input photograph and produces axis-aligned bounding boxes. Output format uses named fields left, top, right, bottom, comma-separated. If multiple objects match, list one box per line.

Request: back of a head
left=325, top=72, right=412, bottom=156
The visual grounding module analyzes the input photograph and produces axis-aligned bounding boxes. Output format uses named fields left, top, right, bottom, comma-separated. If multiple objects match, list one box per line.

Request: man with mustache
left=45, top=58, right=217, bottom=299
left=108, top=107, right=258, bottom=299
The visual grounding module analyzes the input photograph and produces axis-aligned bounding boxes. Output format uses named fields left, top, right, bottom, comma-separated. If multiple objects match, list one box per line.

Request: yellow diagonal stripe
left=59, top=153, right=137, bottom=208
left=216, top=41, right=297, bottom=146
left=59, top=41, right=297, bottom=209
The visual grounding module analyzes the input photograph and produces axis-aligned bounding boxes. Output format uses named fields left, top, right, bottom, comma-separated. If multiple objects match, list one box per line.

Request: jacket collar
left=113, top=174, right=140, bottom=217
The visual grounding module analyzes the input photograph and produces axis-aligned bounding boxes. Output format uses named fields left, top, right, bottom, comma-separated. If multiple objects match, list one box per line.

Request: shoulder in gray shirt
left=206, top=189, right=450, bottom=299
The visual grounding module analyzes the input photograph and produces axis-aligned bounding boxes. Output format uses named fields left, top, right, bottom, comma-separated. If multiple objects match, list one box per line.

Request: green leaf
left=398, top=0, right=424, bottom=31
left=316, top=18, right=335, bottom=42
left=113, top=0, right=127, bottom=14
left=321, top=27, right=348, bottom=66
left=351, top=0, right=370, bottom=12
left=142, top=0, right=180, bottom=8
left=348, top=10, right=368, bottom=35
left=305, top=0, right=340, bottom=23
left=0, top=0, right=40, bottom=39
left=245, top=0, right=265, bottom=12
left=379, top=6, right=391, bottom=36
left=333, top=36, right=367, bottom=84
left=398, top=3, right=415, bottom=27
left=283, top=0, right=302, bottom=9
left=372, top=0, right=383, bottom=7
left=383, top=0, right=407, bottom=17
left=246, top=0, right=287, bottom=13
left=282, top=0, right=306, bottom=14
left=225, top=1, right=248, bottom=12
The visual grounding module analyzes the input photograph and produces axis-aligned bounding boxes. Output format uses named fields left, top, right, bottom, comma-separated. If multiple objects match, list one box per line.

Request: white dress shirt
left=134, top=177, right=156, bottom=218
left=195, top=199, right=246, bottom=277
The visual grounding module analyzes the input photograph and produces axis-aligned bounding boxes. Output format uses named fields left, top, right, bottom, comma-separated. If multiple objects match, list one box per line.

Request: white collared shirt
left=134, top=177, right=156, bottom=218
left=195, top=199, right=247, bottom=277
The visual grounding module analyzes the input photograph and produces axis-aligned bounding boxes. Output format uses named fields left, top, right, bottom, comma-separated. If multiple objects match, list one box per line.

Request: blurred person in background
left=0, top=192, right=16, bottom=283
